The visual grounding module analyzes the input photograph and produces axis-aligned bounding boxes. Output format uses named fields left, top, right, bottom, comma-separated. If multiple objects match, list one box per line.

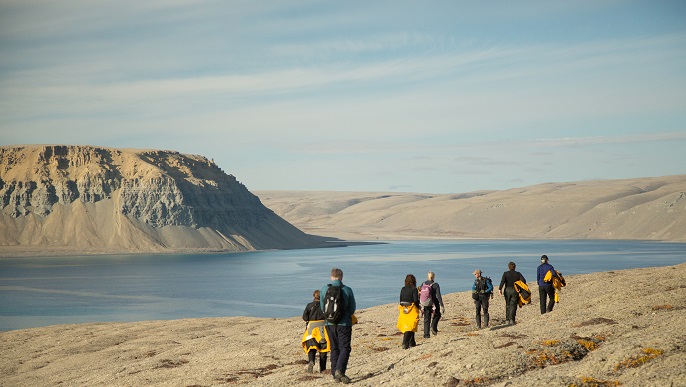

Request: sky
left=1, top=1, right=685, bottom=194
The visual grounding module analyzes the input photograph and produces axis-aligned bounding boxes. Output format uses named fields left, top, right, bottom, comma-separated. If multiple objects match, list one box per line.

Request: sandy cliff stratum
left=0, top=145, right=328, bottom=255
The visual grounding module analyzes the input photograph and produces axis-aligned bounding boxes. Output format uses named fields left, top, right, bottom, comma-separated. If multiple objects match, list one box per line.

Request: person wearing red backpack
left=419, top=271, right=445, bottom=338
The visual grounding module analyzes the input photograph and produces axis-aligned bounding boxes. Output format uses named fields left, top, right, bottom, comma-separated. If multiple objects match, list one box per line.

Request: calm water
left=1, top=240, right=685, bottom=331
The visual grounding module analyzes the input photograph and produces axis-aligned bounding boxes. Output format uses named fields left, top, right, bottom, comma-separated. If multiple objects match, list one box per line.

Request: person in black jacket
left=399, top=274, right=420, bottom=349
left=498, top=261, right=526, bottom=325
left=302, top=289, right=328, bottom=373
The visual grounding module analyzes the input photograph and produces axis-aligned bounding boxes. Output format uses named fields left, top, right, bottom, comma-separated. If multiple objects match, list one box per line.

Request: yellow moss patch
left=463, top=376, right=492, bottom=386
left=525, top=349, right=564, bottom=367
left=540, top=339, right=561, bottom=346
left=577, top=340, right=599, bottom=351
left=614, top=348, right=664, bottom=372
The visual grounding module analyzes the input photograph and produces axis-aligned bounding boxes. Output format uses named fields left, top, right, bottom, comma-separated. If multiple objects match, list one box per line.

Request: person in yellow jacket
left=397, top=274, right=420, bottom=349
left=302, top=290, right=329, bottom=373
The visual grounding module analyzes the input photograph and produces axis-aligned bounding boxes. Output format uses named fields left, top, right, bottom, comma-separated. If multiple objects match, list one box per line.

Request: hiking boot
left=431, top=328, right=438, bottom=335
left=339, top=375, right=351, bottom=384
left=334, top=369, right=342, bottom=382
left=306, top=361, right=314, bottom=373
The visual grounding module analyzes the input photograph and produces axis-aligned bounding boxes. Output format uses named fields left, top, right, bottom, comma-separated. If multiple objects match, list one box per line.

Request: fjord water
left=1, top=240, right=685, bottom=331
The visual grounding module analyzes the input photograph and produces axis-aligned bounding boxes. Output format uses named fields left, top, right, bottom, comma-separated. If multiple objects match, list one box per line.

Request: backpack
left=323, top=284, right=345, bottom=324
left=419, top=282, right=434, bottom=308
left=484, top=276, right=493, bottom=294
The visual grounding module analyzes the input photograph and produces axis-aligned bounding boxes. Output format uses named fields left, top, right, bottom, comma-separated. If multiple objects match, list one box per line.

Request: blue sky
left=1, top=1, right=685, bottom=193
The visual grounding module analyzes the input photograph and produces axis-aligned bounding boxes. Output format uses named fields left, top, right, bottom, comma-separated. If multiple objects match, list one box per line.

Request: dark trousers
left=475, top=295, right=490, bottom=327
left=539, top=285, right=555, bottom=314
left=326, top=325, right=352, bottom=377
left=504, top=287, right=518, bottom=323
left=423, top=306, right=441, bottom=337
left=401, top=331, right=416, bottom=348
left=307, top=349, right=327, bottom=372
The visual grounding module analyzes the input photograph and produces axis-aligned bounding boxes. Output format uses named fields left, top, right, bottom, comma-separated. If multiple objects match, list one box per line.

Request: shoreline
left=1, top=263, right=685, bottom=386
left=1, top=237, right=682, bottom=259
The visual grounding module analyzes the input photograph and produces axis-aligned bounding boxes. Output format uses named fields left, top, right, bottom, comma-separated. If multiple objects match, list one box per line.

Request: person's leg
left=509, top=292, right=518, bottom=323
left=546, top=286, right=556, bottom=312
left=319, top=351, right=327, bottom=372
left=423, top=307, right=431, bottom=338
left=504, top=287, right=517, bottom=323
left=402, top=331, right=411, bottom=349
left=474, top=298, right=482, bottom=328
left=482, top=297, right=490, bottom=327
left=431, top=307, right=441, bottom=334
left=336, top=325, right=353, bottom=377
left=409, top=331, right=416, bottom=347
left=326, top=326, right=339, bottom=378
left=539, top=286, right=548, bottom=314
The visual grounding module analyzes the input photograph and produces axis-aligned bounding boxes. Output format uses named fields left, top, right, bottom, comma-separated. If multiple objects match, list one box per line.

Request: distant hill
left=256, top=175, right=686, bottom=241
left=0, top=145, right=332, bottom=255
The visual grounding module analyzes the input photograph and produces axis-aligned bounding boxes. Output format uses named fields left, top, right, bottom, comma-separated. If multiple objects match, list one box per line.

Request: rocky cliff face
left=0, top=145, right=329, bottom=254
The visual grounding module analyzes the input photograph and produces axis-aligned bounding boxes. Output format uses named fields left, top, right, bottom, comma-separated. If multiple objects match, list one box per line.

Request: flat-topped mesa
left=0, top=145, right=328, bottom=253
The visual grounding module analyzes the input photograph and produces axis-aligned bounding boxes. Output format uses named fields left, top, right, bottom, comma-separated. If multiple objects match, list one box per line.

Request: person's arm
left=499, top=273, right=506, bottom=294
left=537, top=266, right=542, bottom=283
left=346, top=287, right=356, bottom=315
left=320, top=286, right=327, bottom=312
left=303, top=303, right=310, bottom=322
left=413, top=286, right=420, bottom=308
left=434, top=283, right=444, bottom=308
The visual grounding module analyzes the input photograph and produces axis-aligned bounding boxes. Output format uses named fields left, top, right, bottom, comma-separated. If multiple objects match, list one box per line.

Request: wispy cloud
left=1, top=1, right=685, bottom=192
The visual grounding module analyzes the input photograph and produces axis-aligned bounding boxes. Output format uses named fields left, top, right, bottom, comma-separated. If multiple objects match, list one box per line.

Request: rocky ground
left=1, top=262, right=685, bottom=387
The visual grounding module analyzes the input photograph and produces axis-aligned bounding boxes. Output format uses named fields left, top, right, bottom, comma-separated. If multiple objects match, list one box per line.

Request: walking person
left=498, top=261, right=526, bottom=325
left=302, top=289, right=329, bottom=373
left=471, top=269, right=493, bottom=329
left=537, top=255, right=559, bottom=314
left=419, top=271, right=445, bottom=338
left=398, top=274, right=420, bottom=349
left=320, top=268, right=356, bottom=384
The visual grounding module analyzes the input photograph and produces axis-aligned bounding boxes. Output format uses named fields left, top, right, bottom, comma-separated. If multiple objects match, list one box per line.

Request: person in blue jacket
left=472, top=269, right=493, bottom=328
left=537, top=255, right=558, bottom=314
left=320, top=268, right=356, bottom=384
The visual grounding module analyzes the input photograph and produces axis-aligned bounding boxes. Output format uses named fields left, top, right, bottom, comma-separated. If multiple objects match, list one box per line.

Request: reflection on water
left=1, top=239, right=685, bottom=331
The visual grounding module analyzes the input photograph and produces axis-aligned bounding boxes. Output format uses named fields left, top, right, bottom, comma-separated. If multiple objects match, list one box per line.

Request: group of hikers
left=301, top=256, right=565, bottom=384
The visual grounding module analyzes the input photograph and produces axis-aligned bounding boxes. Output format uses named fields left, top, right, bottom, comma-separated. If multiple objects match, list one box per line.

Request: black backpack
left=323, top=284, right=345, bottom=324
